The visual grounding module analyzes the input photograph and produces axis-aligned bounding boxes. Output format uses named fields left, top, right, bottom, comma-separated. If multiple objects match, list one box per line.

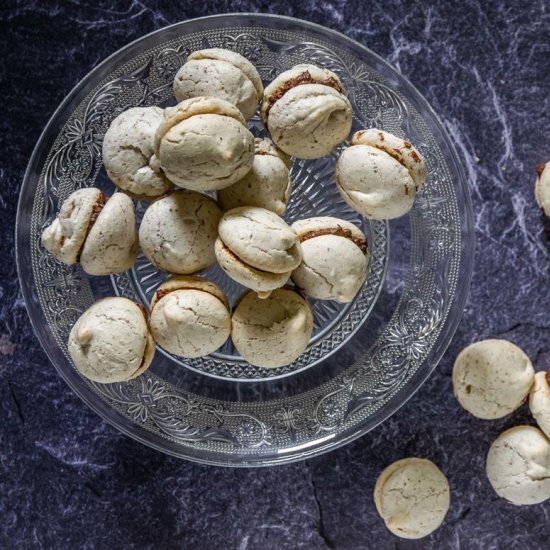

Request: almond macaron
left=535, top=161, right=550, bottom=217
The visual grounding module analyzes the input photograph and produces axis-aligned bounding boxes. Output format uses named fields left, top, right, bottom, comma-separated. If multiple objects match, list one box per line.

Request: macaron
left=486, top=425, right=550, bottom=505
left=231, top=288, right=313, bottom=368
left=261, top=64, right=352, bottom=159
left=41, top=188, right=138, bottom=275
left=68, top=297, right=155, bottom=383
left=291, top=216, right=368, bottom=302
left=335, top=129, right=426, bottom=219
left=149, top=276, right=231, bottom=358
left=102, top=106, right=173, bottom=200
left=173, top=48, right=263, bottom=121
left=154, top=97, right=254, bottom=191
left=139, top=190, right=221, bottom=275
left=452, top=339, right=534, bottom=420
left=529, top=370, right=550, bottom=438
left=215, top=206, right=302, bottom=297
left=374, top=458, right=450, bottom=539
left=535, top=161, right=550, bottom=216
left=217, top=138, right=292, bottom=215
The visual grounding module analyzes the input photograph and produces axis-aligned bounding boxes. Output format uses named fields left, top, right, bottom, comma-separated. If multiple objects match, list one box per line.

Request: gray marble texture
left=1, top=0, right=550, bottom=548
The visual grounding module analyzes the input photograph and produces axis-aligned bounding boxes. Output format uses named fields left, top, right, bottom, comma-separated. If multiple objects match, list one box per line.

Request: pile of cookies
left=41, top=47, right=427, bottom=380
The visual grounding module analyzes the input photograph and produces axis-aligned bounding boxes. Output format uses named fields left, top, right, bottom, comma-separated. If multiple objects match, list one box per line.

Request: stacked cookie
left=41, top=47, right=428, bottom=381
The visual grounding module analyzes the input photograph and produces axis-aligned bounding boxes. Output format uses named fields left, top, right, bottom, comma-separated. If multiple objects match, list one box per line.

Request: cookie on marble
left=231, top=288, right=313, bottom=368
left=139, top=190, right=221, bottom=275
left=291, top=216, right=368, bottom=302
left=335, top=129, right=426, bottom=219
left=154, top=97, right=254, bottom=191
left=173, top=48, right=263, bottom=121
left=261, top=64, right=352, bottom=159
left=215, top=206, right=302, bottom=297
left=374, top=458, right=450, bottom=539
left=529, top=371, right=550, bottom=438
left=68, top=297, right=155, bottom=383
left=149, top=276, right=231, bottom=358
left=102, top=107, right=173, bottom=200
left=217, top=138, right=292, bottom=215
left=452, top=339, right=534, bottom=419
left=486, top=425, right=550, bottom=505
left=535, top=161, right=550, bottom=217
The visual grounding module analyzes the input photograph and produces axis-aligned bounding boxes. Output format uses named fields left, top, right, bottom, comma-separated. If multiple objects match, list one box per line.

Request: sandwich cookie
left=68, top=297, right=155, bottom=383
left=535, top=161, right=550, bottom=217
left=173, top=48, right=263, bottom=121
left=529, top=370, right=550, bottom=439
left=231, top=288, right=313, bottom=368
left=261, top=64, right=352, bottom=159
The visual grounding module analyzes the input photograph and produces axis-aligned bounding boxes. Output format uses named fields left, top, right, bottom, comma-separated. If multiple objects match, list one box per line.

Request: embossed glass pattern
left=17, top=15, right=474, bottom=466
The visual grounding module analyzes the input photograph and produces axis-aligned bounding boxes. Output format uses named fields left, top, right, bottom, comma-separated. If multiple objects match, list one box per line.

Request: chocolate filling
left=299, top=227, right=367, bottom=254
left=536, top=163, right=547, bottom=177
left=153, top=283, right=227, bottom=310
left=265, top=70, right=344, bottom=119
left=221, top=241, right=274, bottom=274
left=546, top=369, right=550, bottom=387
left=76, top=192, right=107, bottom=262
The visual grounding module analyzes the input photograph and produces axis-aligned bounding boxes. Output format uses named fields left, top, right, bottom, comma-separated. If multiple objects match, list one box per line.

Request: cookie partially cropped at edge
left=231, top=288, right=313, bottom=368
left=261, top=64, right=352, bottom=159
left=535, top=161, right=550, bottom=217
left=217, top=138, right=292, bottom=215
left=374, top=458, right=450, bottom=539
left=486, top=425, right=550, bottom=505
left=102, top=106, right=173, bottom=200
left=452, top=339, right=534, bottom=419
left=149, top=276, right=231, bottom=358
left=68, top=297, right=155, bottom=383
left=173, top=48, right=263, bottom=121
left=529, top=370, right=550, bottom=438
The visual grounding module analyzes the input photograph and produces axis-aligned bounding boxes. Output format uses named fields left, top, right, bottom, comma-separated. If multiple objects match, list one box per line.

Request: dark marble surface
left=2, top=1, right=550, bottom=548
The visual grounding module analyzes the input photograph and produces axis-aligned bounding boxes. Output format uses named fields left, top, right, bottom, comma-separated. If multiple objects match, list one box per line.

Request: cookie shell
left=486, top=426, right=550, bottom=505
left=80, top=193, right=138, bottom=276
left=535, top=161, right=550, bottom=217
left=231, top=289, right=313, bottom=368
left=68, top=297, right=154, bottom=383
left=374, top=458, right=450, bottom=539
left=529, top=371, right=550, bottom=438
left=139, top=190, right=221, bottom=274
left=102, top=107, right=172, bottom=200
left=452, top=339, right=534, bottom=420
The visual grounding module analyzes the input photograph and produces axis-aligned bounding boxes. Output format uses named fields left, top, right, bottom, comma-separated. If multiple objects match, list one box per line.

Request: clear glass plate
left=16, top=14, right=474, bottom=466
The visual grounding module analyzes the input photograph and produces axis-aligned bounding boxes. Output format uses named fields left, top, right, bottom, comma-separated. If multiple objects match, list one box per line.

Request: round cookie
left=217, top=138, right=292, bottom=215
left=261, top=64, right=352, bottom=159
left=149, top=276, right=231, bottom=358
left=68, top=297, right=155, bottom=383
left=41, top=188, right=104, bottom=265
left=215, top=206, right=302, bottom=297
left=529, top=371, right=550, bottom=438
left=486, top=426, right=550, bottom=505
left=291, top=217, right=368, bottom=302
left=173, top=48, right=263, bottom=121
left=535, top=161, right=550, bottom=217
left=155, top=97, right=254, bottom=191
left=139, top=190, right=221, bottom=275
left=374, top=458, right=450, bottom=539
left=80, top=193, right=138, bottom=276
left=231, top=289, right=313, bottom=368
left=335, top=129, right=426, bottom=219
left=452, top=339, right=534, bottom=420
left=102, top=107, right=172, bottom=200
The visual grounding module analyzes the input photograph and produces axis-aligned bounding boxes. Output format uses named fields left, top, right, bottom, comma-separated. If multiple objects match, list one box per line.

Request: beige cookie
left=68, top=297, right=155, bottom=383
left=291, top=217, right=368, bottom=302
left=102, top=107, right=172, bottom=200
left=231, top=289, right=313, bottom=368
left=529, top=371, right=550, bottom=438
left=535, top=161, right=550, bottom=217
left=217, top=138, right=292, bottom=215
left=336, top=129, right=426, bottom=219
left=174, top=48, right=263, bottom=121
left=215, top=206, right=302, bottom=297
left=261, top=64, right=352, bottom=159
left=486, top=426, right=550, bottom=505
left=149, top=276, right=230, bottom=358
left=374, top=458, right=450, bottom=539
left=155, top=97, right=254, bottom=191
left=452, top=339, right=534, bottom=419
left=80, top=193, right=138, bottom=276
left=139, top=190, right=221, bottom=274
